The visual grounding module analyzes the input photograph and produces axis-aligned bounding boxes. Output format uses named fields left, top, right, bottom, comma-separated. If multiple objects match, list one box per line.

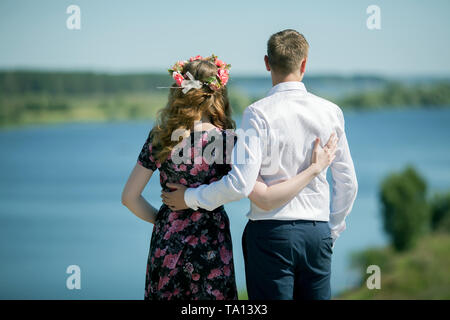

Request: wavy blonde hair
left=151, top=59, right=236, bottom=162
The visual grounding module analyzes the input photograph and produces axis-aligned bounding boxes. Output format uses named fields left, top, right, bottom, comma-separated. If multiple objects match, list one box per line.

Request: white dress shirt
left=184, top=81, right=358, bottom=241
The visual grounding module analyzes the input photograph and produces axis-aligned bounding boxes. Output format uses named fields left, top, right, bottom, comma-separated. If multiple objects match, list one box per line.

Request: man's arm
left=184, top=107, right=267, bottom=211
left=329, top=108, right=358, bottom=242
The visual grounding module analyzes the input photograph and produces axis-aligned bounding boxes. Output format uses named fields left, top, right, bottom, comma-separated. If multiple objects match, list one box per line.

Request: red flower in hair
left=172, top=72, right=184, bottom=86
left=190, top=55, right=203, bottom=62
left=218, top=69, right=229, bottom=86
left=215, top=58, right=226, bottom=68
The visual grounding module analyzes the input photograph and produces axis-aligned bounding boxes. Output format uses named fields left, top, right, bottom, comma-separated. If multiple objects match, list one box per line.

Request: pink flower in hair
left=171, top=61, right=185, bottom=73
left=172, top=72, right=184, bottom=86
left=215, top=58, right=226, bottom=68
left=218, top=69, right=229, bottom=86
left=190, top=55, right=203, bottom=62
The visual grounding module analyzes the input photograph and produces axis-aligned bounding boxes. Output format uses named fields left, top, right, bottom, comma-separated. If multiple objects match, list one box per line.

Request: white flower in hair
left=181, top=72, right=203, bottom=94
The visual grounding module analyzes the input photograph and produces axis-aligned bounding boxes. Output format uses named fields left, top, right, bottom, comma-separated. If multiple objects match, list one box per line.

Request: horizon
left=1, top=68, right=449, bottom=81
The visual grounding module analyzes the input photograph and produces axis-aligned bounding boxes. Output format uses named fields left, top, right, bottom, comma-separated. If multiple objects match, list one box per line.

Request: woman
left=121, top=55, right=337, bottom=300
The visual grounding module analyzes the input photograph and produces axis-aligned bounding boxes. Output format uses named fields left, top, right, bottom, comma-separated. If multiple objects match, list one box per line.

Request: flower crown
left=168, top=54, right=231, bottom=93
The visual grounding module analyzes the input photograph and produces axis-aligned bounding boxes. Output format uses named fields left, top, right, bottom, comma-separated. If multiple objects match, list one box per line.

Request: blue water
left=1, top=108, right=450, bottom=299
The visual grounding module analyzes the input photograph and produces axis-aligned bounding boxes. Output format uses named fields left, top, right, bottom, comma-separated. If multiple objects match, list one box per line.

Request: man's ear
left=300, top=57, right=307, bottom=75
left=264, top=55, right=271, bottom=71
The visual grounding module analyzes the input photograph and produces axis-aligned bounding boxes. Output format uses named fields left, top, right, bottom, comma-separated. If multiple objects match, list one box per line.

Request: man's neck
left=271, top=72, right=304, bottom=87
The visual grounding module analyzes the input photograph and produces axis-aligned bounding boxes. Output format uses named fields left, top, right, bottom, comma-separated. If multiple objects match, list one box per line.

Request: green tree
left=380, top=165, right=430, bottom=251
left=430, top=192, right=450, bottom=232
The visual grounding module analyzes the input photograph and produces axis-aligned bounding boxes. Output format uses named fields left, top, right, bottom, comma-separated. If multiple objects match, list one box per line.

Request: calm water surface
left=0, top=108, right=449, bottom=299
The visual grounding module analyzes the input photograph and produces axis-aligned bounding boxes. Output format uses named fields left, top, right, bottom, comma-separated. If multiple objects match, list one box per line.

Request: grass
left=0, top=91, right=256, bottom=128
left=337, top=232, right=450, bottom=299
left=0, top=93, right=168, bottom=128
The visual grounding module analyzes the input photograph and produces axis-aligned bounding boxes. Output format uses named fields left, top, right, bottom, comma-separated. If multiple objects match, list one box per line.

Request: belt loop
left=313, top=221, right=316, bottom=226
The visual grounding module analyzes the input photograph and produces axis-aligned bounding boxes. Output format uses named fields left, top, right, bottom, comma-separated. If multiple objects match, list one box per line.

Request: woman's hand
left=311, top=133, right=339, bottom=174
left=248, top=133, right=339, bottom=211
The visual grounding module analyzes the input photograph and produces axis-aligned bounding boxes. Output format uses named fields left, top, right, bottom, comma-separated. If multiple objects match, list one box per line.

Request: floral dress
left=137, top=127, right=238, bottom=300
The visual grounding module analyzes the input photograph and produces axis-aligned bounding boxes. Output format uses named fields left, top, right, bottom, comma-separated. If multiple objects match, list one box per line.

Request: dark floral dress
left=137, top=127, right=238, bottom=300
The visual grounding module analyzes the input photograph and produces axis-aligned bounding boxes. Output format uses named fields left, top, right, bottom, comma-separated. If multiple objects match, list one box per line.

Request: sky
left=0, top=0, right=449, bottom=76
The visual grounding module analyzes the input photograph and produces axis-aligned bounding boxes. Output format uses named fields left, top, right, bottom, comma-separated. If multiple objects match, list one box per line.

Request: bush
left=379, top=165, right=430, bottom=251
left=351, top=246, right=394, bottom=280
left=430, top=192, right=450, bottom=232
left=339, top=234, right=450, bottom=299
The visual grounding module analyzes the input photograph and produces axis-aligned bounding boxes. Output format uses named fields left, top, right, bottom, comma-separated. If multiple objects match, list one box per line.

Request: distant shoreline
left=1, top=71, right=449, bottom=128
left=2, top=107, right=450, bottom=132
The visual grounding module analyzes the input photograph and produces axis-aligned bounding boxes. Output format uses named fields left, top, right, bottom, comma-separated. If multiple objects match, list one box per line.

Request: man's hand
left=161, top=183, right=189, bottom=211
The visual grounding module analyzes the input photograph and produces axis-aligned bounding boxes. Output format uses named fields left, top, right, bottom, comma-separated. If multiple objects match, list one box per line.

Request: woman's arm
left=248, top=133, right=338, bottom=211
left=121, top=163, right=159, bottom=224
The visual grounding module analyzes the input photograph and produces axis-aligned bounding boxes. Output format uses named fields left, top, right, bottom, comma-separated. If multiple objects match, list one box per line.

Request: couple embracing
left=122, top=29, right=358, bottom=300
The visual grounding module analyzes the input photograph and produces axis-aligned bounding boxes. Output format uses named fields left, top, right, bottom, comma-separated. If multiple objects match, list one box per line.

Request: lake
left=1, top=108, right=449, bottom=299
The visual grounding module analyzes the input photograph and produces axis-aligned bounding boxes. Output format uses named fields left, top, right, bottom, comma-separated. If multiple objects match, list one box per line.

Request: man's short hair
left=267, top=29, right=309, bottom=75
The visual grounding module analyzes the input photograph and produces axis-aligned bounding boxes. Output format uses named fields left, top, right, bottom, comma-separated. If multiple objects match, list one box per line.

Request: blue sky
left=0, top=0, right=449, bottom=76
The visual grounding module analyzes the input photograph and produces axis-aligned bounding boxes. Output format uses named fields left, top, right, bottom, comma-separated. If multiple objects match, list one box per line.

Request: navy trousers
left=242, top=219, right=333, bottom=300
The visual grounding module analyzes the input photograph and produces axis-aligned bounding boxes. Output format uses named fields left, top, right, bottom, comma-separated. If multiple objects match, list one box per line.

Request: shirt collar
left=267, top=81, right=307, bottom=97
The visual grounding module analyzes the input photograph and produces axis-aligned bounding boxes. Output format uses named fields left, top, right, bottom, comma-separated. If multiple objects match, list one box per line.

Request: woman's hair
left=151, top=59, right=236, bottom=162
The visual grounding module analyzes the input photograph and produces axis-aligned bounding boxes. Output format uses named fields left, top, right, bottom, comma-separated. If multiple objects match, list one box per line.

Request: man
left=162, top=29, right=358, bottom=300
